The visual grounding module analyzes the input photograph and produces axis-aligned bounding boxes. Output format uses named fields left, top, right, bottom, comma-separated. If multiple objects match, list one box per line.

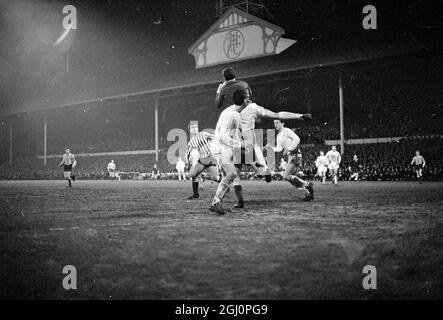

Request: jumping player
left=271, top=120, right=314, bottom=201
left=210, top=89, right=249, bottom=214
left=326, top=145, right=341, bottom=185
left=58, top=147, right=77, bottom=187
left=411, top=150, right=426, bottom=182
left=239, top=93, right=312, bottom=179
left=185, top=121, right=219, bottom=199
left=315, top=151, right=328, bottom=184
left=215, top=67, right=252, bottom=110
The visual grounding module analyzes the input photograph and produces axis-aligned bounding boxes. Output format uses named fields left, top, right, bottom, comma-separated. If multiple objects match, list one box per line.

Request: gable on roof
left=188, top=7, right=295, bottom=69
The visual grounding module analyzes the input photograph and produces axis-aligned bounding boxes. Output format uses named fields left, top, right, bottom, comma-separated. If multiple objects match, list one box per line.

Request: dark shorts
left=198, top=156, right=216, bottom=167
left=64, top=164, right=73, bottom=172
left=288, top=153, right=302, bottom=166
left=414, top=164, right=423, bottom=171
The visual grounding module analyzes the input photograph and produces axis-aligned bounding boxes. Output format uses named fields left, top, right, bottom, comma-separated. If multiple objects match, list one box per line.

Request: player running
left=315, top=151, right=328, bottom=184
left=185, top=121, right=220, bottom=199
left=326, top=146, right=341, bottom=185
left=210, top=89, right=250, bottom=214
left=270, top=120, right=314, bottom=201
left=411, top=150, right=426, bottom=183
left=107, top=160, right=116, bottom=180
left=349, top=154, right=362, bottom=183
left=58, top=147, right=77, bottom=187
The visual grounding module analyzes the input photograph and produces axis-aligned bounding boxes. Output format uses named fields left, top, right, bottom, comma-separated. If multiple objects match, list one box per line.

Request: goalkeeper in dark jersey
left=186, top=121, right=219, bottom=199
left=215, top=67, right=253, bottom=110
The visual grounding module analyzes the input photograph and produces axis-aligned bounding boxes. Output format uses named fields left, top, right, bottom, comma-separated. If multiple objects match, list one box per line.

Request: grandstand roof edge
left=0, top=47, right=424, bottom=117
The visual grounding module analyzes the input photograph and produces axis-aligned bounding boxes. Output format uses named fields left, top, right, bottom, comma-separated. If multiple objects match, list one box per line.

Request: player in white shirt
left=239, top=101, right=312, bottom=179
left=176, top=157, right=186, bottom=181
left=270, top=120, right=314, bottom=201
left=107, top=160, right=116, bottom=179
left=411, top=150, right=426, bottom=182
left=325, top=146, right=341, bottom=185
left=315, top=151, right=328, bottom=184
left=209, top=89, right=249, bottom=214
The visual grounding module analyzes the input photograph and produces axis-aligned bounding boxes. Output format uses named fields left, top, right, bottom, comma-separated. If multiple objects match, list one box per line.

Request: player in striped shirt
left=411, top=150, right=426, bottom=182
left=186, top=121, right=219, bottom=199
left=58, top=147, right=77, bottom=187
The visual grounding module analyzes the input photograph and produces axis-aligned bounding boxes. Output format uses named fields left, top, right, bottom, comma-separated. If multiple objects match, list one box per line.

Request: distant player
left=176, top=157, right=186, bottom=181
left=151, top=164, right=160, bottom=179
left=210, top=89, right=249, bottom=214
left=271, top=120, right=314, bottom=201
left=215, top=67, right=252, bottom=110
left=326, top=146, right=341, bottom=185
left=315, top=151, right=328, bottom=184
left=185, top=121, right=219, bottom=199
left=58, top=147, right=77, bottom=187
left=349, top=154, right=362, bottom=183
left=411, top=150, right=426, bottom=182
left=107, top=160, right=116, bottom=179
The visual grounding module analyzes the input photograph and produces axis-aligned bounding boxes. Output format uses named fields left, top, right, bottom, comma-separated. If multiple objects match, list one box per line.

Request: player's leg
left=233, top=164, right=244, bottom=208
left=334, top=168, right=339, bottom=184
left=188, top=163, right=206, bottom=199
left=211, top=148, right=238, bottom=214
left=206, top=164, right=219, bottom=182
left=283, top=161, right=312, bottom=200
left=64, top=171, right=72, bottom=187
left=253, top=144, right=271, bottom=175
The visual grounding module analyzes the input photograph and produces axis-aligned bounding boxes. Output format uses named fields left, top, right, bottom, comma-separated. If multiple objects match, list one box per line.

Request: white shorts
left=189, top=149, right=200, bottom=166
left=317, top=167, right=327, bottom=176
left=109, top=170, right=115, bottom=178
left=210, top=140, right=233, bottom=167
left=328, top=164, right=339, bottom=171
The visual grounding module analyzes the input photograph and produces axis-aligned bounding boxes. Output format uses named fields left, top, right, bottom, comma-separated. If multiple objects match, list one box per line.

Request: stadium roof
left=0, top=38, right=431, bottom=117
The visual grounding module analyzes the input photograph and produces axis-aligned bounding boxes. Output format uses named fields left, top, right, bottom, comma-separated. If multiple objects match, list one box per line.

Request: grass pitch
left=1, top=180, right=442, bottom=299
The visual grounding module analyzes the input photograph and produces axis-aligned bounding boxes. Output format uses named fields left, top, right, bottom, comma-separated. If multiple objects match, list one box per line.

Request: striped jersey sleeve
left=186, top=132, right=214, bottom=160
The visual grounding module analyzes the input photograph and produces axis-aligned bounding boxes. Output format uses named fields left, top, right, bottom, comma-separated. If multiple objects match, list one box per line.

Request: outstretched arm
left=215, top=82, right=226, bottom=109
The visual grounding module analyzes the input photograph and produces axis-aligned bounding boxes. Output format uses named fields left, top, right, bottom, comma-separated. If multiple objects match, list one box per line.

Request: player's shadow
left=245, top=199, right=299, bottom=205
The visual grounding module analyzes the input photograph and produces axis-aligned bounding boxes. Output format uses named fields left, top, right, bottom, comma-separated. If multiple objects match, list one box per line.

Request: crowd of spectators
left=296, top=137, right=443, bottom=182
left=1, top=137, right=442, bottom=182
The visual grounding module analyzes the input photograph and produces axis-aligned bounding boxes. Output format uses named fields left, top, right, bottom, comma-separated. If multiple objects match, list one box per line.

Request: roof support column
left=338, top=70, right=345, bottom=155
left=154, top=99, right=159, bottom=162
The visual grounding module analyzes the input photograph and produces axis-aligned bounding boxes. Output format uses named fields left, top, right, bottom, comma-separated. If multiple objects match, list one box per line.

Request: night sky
left=0, top=0, right=441, bottom=114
